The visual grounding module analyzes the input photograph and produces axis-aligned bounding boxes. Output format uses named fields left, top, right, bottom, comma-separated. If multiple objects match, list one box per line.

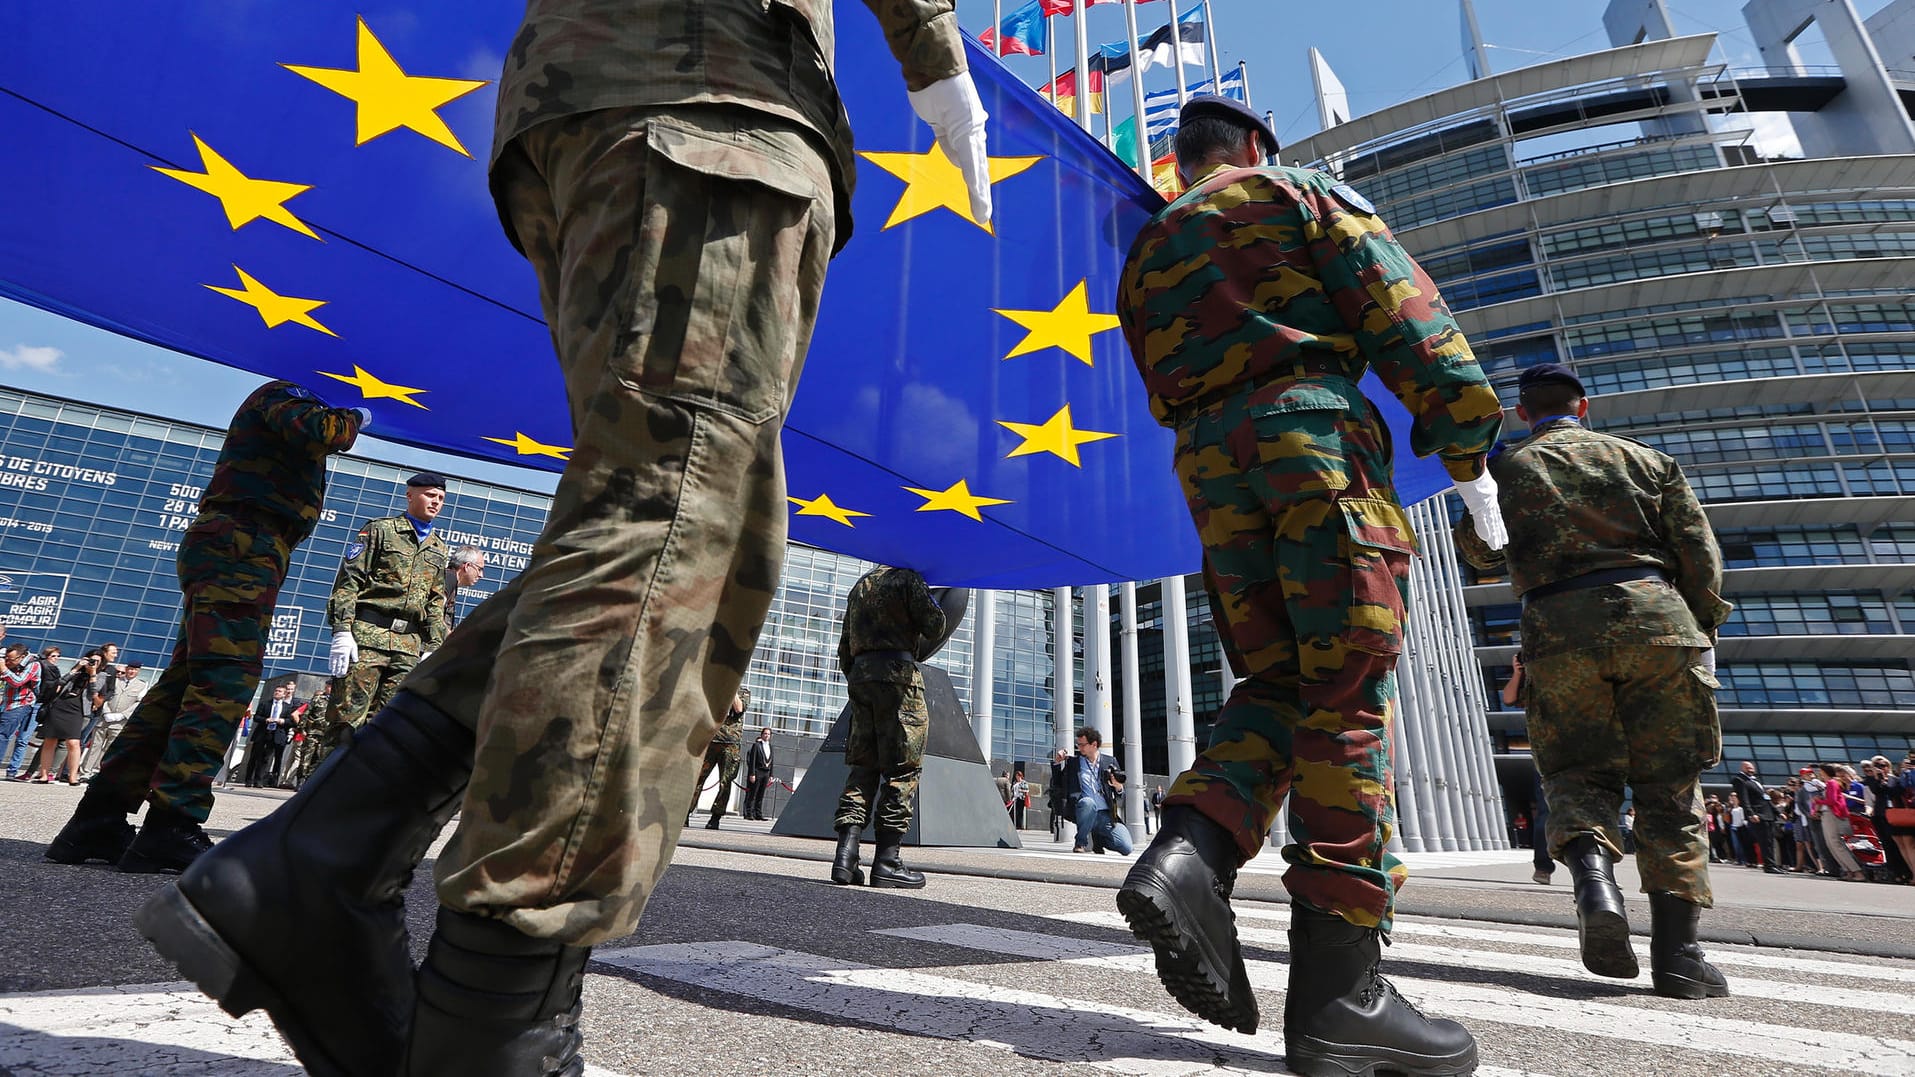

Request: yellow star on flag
left=903, top=479, right=1011, bottom=522
left=483, top=432, right=571, bottom=460
left=283, top=17, right=489, bottom=156
left=995, top=280, right=1123, bottom=366
left=788, top=492, right=870, bottom=528
left=205, top=266, right=335, bottom=336
left=320, top=364, right=429, bottom=409
left=859, top=143, right=1042, bottom=231
left=152, top=134, right=318, bottom=239
left=997, top=404, right=1118, bottom=467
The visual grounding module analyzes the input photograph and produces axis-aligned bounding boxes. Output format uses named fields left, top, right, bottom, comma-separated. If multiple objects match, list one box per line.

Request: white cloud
left=0, top=345, right=63, bottom=373
left=1746, top=111, right=1805, bottom=159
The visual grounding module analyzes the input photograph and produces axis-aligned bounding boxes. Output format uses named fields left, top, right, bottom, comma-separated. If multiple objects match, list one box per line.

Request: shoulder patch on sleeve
left=284, top=385, right=314, bottom=400
left=1330, top=184, right=1375, bottom=215
left=344, top=542, right=365, bottom=561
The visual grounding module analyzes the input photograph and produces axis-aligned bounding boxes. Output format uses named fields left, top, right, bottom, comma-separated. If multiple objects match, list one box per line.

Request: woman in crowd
left=28, top=653, right=99, bottom=785
left=1817, top=763, right=1865, bottom=881
left=1862, top=755, right=1914, bottom=884
left=1728, top=793, right=1750, bottom=866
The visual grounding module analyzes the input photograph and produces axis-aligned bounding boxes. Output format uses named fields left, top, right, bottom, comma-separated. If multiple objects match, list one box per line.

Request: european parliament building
left=1282, top=0, right=1915, bottom=805
left=0, top=387, right=1065, bottom=770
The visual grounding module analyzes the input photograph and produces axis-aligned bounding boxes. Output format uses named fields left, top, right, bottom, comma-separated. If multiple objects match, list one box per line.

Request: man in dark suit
left=1731, top=761, right=1782, bottom=874
left=245, top=682, right=299, bottom=789
left=742, top=728, right=774, bottom=821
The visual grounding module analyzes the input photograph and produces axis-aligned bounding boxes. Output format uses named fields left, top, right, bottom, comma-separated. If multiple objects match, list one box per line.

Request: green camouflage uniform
left=833, top=567, right=947, bottom=836
left=313, top=514, right=448, bottom=769
left=1455, top=418, right=1732, bottom=905
left=691, top=687, right=750, bottom=821
left=93, top=381, right=361, bottom=822
left=1117, top=164, right=1502, bottom=931
left=396, top=0, right=966, bottom=945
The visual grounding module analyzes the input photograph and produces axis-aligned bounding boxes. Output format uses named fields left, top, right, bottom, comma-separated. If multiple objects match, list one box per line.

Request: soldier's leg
left=835, top=686, right=883, bottom=831
left=872, top=681, right=928, bottom=836
left=708, top=747, right=740, bottom=819
left=688, top=747, right=720, bottom=816
left=366, top=649, right=418, bottom=719
left=143, top=578, right=275, bottom=823
left=89, top=618, right=194, bottom=811
left=309, top=658, right=384, bottom=772
left=1615, top=646, right=1719, bottom=904
left=1524, top=652, right=1630, bottom=860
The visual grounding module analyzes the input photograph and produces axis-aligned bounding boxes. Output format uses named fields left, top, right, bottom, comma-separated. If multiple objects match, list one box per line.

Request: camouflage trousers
left=398, top=104, right=835, bottom=945
left=95, top=544, right=279, bottom=823
left=690, top=743, right=741, bottom=820
left=308, top=646, right=419, bottom=774
left=834, top=678, right=929, bottom=836
left=1161, top=384, right=1414, bottom=930
left=1526, top=644, right=1721, bottom=906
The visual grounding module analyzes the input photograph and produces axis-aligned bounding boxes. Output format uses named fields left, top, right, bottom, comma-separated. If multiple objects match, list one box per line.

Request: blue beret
left=1517, top=363, right=1586, bottom=396
left=406, top=472, right=448, bottom=489
left=1179, top=95, right=1279, bottom=157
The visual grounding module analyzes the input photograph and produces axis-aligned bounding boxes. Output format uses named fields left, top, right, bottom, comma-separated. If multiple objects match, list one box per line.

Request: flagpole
left=1237, top=59, right=1253, bottom=109
left=1047, top=15, right=1057, bottom=99
left=994, top=0, right=1003, bottom=55
left=1169, top=3, right=1189, bottom=108
left=1073, top=4, right=1093, bottom=131
left=1200, top=0, right=1223, bottom=91
left=1122, top=0, right=1151, bottom=181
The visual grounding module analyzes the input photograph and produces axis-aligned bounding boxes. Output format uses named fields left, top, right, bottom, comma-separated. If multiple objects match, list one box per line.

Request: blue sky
left=0, top=0, right=1885, bottom=490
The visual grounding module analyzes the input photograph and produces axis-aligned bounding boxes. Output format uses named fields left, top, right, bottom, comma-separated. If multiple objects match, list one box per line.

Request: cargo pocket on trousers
left=1688, top=660, right=1722, bottom=768
left=1337, top=497, right=1418, bottom=656
left=894, top=685, right=929, bottom=768
left=615, top=117, right=825, bottom=425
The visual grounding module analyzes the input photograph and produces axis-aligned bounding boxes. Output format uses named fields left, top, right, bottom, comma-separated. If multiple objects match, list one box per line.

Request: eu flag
left=0, top=3, right=1447, bottom=588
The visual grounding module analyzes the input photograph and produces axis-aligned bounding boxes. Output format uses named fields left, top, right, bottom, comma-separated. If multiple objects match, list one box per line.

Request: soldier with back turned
left=1453, top=362, right=1733, bottom=1001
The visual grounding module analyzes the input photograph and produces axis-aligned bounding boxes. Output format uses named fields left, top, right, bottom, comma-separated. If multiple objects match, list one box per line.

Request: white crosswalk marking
left=0, top=982, right=627, bottom=1077
left=880, top=922, right=1915, bottom=1077
left=595, top=940, right=1552, bottom=1077
left=1006, top=849, right=1534, bottom=875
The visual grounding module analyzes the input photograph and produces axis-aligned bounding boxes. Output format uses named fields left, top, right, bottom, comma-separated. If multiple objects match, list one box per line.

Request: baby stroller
left=1845, top=816, right=1891, bottom=882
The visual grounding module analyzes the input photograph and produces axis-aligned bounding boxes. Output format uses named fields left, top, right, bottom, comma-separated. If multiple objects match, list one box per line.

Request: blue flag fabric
left=0, top=3, right=1447, bottom=589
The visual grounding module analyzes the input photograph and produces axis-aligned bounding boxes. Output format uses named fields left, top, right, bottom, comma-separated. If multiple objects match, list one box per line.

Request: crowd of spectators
left=1705, top=756, right=1915, bottom=885
left=0, top=625, right=148, bottom=786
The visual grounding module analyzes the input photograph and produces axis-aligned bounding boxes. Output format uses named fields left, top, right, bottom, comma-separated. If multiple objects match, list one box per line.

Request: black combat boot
left=868, top=831, right=926, bottom=889
left=1648, top=891, right=1730, bottom=999
left=407, top=906, right=590, bottom=1077
left=118, top=805, right=214, bottom=874
left=45, top=781, right=136, bottom=865
left=133, top=691, right=473, bottom=1077
left=1285, top=905, right=1478, bottom=1077
left=830, top=826, right=864, bottom=886
left=1115, top=806, right=1258, bottom=1033
left=704, top=812, right=723, bottom=830
left=1564, top=833, right=1638, bottom=979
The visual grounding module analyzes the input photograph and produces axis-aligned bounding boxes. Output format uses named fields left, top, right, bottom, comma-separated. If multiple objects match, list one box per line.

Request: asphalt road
left=1, top=783, right=1911, bottom=1076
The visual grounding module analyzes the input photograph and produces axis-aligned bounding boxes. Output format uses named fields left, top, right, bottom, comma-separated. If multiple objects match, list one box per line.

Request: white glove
left=352, top=408, right=372, bottom=429
left=329, top=631, right=358, bottom=678
left=907, top=73, right=992, bottom=226
left=1698, top=648, right=1716, bottom=675
left=1452, top=471, right=1508, bottom=550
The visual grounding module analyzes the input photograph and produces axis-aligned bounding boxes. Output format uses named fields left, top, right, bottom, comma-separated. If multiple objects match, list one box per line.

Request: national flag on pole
left=1090, top=41, right=1135, bottom=86
left=1040, top=0, right=1158, bottom=13
left=1040, top=66, right=1105, bottom=114
left=980, top=0, right=1050, bottom=56
left=1140, top=67, right=1247, bottom=140
left=1139, top=6, right=1207, bottom=72
left=1151, top=152, right=1183, bottom=195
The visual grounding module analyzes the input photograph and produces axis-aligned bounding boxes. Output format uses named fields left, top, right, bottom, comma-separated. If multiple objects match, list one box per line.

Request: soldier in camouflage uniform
left=309, top=472, right=451, bottom=773
left=689, top=687, right=750, bottom=829
left=46, top=381, right=363, bottom=874
left=135, top=4, right=996, bottom=1074
left=1454, top=362, right=1732, bottom=1001
left=1112, top=96, right=1501, bottom=1073
left=829, top=566, right=947, bottom=889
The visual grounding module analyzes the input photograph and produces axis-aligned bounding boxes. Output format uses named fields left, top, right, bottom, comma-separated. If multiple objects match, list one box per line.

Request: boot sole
left=45, top=836, right=129, bottom=865
left=1651, top=971, right=1731, bottom=999
left=135, top=885, right=355, bottom=1077
left=868, top=874, right=926, bottom=889
left=1575, top=907, right=1640, bottom=979
left=828, top=869, right=865, bottom=885
left=1286, top=1034, right=1478, bottom=1076
left=1115, top=875, right=1257, bottom=1034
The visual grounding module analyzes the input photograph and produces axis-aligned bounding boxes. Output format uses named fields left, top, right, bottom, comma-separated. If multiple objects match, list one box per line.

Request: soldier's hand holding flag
left=1453, top=471, right=1508, bottom=550
left=908, top=73, right=993, bottom=226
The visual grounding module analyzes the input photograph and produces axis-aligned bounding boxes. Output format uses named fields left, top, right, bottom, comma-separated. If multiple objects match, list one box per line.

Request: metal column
left=1052, top=586, right=1075, bottom=754
left=1120, top=582, right=1145, bottom=828
left=972, top=589, right=996, bottom=764
left=1161, top=575, right=1196, bottom=776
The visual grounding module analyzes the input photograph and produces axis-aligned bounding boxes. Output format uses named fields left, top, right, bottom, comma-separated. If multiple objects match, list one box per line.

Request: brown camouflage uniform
left=1455, top=417, right=1733, bottom=905
left=313, top=514, right=448, bottom=771
left=1118, top=163, right=1502, bottom=931
left=398, top=0, right=967, bottom=945
left=690, top=687, right=750, bottom=822
left=833, top=567, right=947, bottom=836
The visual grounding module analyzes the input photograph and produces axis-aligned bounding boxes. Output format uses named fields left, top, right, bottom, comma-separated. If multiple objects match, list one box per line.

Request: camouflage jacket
left=837, top=566, right=946, bottom=685
left=1117, top=163, right=1502, bottom=482
left=187, top=380, right=362, bottom=581
left=328, top=516, right=451, bottom=654
left=712, top=686, right=752, bottom=746
left=491, top=0, right=966, bottom=253
left=1454, top=418, right=1733, bottom=658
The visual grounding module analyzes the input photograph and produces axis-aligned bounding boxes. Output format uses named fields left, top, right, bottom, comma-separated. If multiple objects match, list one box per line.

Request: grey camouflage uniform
left=397, top=0, right=968, bottom=945
left=1456, top=417, right=1733, bottom=905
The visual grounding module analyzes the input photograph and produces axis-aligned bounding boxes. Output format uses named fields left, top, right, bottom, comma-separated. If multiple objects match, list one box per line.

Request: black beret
left=1517, top=363, right=1586, bottom=396
left=406, top=471, right=448, bottom=489
left=1179, top=95, right=1279, bottom=157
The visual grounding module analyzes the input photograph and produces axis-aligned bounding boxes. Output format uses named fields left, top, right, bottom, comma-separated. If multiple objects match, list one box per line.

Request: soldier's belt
left=357, top=608, right=426, bottom=635
left=856, top=649, right=918, bottom=664
left=1521, top=566, right=1667, bottom=607
left=1164, top=364, right=1352, bottom=427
